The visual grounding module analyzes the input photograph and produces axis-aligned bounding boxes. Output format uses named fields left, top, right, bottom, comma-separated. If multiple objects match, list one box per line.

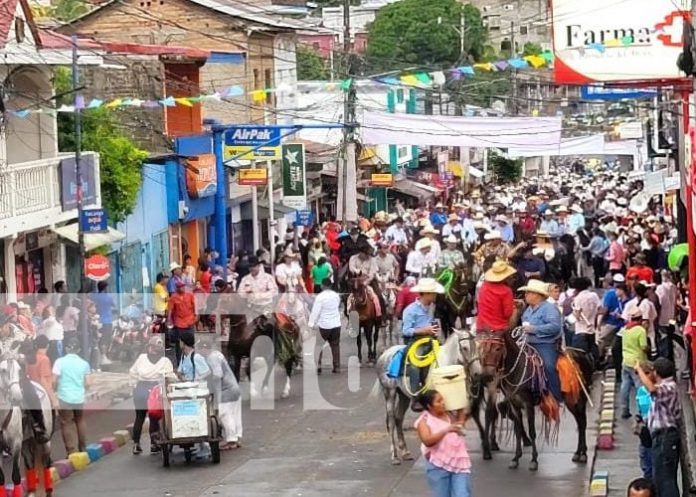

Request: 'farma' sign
left=551, top=0, right=690, bottom=84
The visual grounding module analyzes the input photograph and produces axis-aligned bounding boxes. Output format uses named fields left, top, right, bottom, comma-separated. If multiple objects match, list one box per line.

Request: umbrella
left=668, top=243, right=688, bottom=272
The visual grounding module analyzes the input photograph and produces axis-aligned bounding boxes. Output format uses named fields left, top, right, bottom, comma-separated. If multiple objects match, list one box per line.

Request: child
left=634, top=361, right=654, bottom=480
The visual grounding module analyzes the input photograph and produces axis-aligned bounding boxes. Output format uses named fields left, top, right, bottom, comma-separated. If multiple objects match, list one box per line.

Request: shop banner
left=224, top=126, right=281, bottom=161
left=238, top=168, right=268, bottom=186
left=60, top=155, right=98, bottom=210
left=282, top=143, right=306, bottom=209
left=185, top=154, right=217, bottom=198
left=80, top=208, right=108, bottom=234
left=370, top=173, right=394, bottom=187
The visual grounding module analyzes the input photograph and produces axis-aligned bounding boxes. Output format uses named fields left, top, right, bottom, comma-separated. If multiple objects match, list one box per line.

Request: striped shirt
left=648, top=378, right=681, bottom=433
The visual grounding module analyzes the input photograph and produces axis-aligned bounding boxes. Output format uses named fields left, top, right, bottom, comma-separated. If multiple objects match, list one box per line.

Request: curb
left=597, top=370, right=616, bottom=450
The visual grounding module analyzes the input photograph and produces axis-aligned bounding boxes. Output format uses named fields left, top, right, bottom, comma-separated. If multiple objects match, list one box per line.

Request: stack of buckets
left=428, top=365, right=469, bottom=411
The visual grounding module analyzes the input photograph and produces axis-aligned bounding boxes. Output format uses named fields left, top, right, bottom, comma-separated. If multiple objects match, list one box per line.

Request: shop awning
left=53, top=223, right=126, bottom=251
left=391, top=179, right=439, bottom=199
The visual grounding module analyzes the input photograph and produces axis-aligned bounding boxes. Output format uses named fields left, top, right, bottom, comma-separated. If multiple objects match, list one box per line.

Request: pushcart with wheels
left=157, top=381, right=222, bottom=467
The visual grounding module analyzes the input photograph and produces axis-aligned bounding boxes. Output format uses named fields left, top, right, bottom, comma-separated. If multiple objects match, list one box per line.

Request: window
left=484, top=15, right=501, bottom=30
left=397, top=146, right=408, bottom=159
left=535, top=24, right=548, bottom=36
left=253, top=68, right=260, bottom=89
left=14, top=18, right=24, bottom=43
left=264, top=68, right=272, bottom=89
left=312, top=42, right=320, bottom=50
left=519, top=25, right=528, bottom=35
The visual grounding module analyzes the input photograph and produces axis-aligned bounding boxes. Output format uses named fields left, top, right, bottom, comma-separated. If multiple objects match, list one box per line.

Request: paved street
left=51, top=333, right=598, bottom=497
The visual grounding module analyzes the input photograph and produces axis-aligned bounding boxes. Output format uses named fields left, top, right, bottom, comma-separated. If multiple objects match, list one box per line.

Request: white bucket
left=428, top=365, right=469, bottom=411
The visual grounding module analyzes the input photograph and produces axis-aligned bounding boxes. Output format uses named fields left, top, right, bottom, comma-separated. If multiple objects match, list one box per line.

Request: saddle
left=386, top=340, right=434, bottom=394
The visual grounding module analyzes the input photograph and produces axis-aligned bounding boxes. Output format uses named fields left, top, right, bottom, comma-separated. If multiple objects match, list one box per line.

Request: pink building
left=297, top=31, right=338, bottom=58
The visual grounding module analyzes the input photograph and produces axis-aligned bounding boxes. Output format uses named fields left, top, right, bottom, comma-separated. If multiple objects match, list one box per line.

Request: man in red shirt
left=476, top=261, right=518, bottom=333
left=394, top=276, right=419, bottom=319
left=626, top=253, right=654, bottom=283
left=167, top=281, right=197, bottom=364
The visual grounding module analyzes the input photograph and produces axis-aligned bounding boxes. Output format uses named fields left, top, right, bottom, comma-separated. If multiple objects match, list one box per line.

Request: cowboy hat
left=169, top=262, right=181, bottom=272
left=645, top=215, right=658, bottom=223
left=283, top=247, right=299, bottom=258
left=435, top=202, right=445, bottom=209
left=495, top=214, right=509, bottom=224
left=472, top=212, right=484, bottom=220
left=445, top=234, right=458, bottom=244
left=448, top=213, right=460, bottom=222
left=556, top=206, right=569, bottom=214
left=484, top=261, right=517, bottom=283
left=420, top=225, right=438, bottom=236
left=570, top=205, right=583, bottom=214
left=473, top=221, right=488, bottom=231
left=415, top=238, right=432, bottom=251
left=484, top=230, right=502, bottom=241
left=543, top=209, right=554, bottom=216
left=519, top=279, right=550, bottom=297
left=410, top=278, right=445, bottom=294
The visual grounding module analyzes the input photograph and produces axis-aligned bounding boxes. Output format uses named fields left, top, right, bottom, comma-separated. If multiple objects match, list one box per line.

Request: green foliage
left=489, top=153, right=522, bottom=184
left=52, top=0, right=90, bottom=21
left=365, top=0, right=487, bottom=72
left=54, top=68, right=147, bottom=224
left=522, top=42, right=543, bottom=56
left=446, top=72, right=510, bottom=109
left=296, top=45, right=329, bottom=80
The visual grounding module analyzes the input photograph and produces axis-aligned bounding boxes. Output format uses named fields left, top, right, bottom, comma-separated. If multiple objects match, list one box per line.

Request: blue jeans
left=425, top=461, right=472, bottom=497
left=530, top=342, right=562, bottom=401
left=651, top=428, right=680, bottom=497
left=620, top=366, right=641, bottom=416
left=639, top=444, right=653, bottom=479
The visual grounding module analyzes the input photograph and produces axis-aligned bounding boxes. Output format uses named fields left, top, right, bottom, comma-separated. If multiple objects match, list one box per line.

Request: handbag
left=147, top=385, right=164, bottom=420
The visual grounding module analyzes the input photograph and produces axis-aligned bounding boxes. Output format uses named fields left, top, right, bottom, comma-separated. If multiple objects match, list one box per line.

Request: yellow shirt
left=153, top=283, right=168, bottom=314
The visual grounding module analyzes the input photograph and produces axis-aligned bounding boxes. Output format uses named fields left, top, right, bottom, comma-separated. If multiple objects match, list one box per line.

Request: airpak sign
left=224, top=126, right=281, bottom=161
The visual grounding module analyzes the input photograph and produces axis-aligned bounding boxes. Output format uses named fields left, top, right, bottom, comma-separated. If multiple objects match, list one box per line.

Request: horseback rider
left=418, top=225, right=441, bottom=260
left=519, top=279, right=563, bottom=401
left=438, top=235, right=465, bottom=270
left=401, top=278, right=445, bottom=408
left=476, top=261, right=518, bottom=333
left=339, top=227, right=368, bottom=265
left=384, top=216, right=409, bottom=246
left=375, top=241, right=399, bottom=285
left=275, top=247, right=305, bottom=293
left=473, top=230, right=514, bottom=267
left=405, top=238, right=438, bottom=278
left=238, top=256, right=278, bottom=319
left=441, top=213, right=462, bottom=239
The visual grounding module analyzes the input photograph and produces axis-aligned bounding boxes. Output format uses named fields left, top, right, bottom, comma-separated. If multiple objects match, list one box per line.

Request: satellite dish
left=629, top=192, right=650, bottom=213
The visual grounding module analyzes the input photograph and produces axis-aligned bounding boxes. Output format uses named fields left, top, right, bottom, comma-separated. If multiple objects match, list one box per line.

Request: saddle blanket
left=386, top=346, right=407, bottom=379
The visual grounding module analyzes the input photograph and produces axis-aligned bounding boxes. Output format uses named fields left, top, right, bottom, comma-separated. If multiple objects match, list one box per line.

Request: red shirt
left=476, top=281, right=514, bottom=332
left=395, top=287, right=418, bottom=318
left=199, top=270, right=212, bottom=293
left=26, top=350, right=52, bottom=384
left=626, top=265, right=654, bottom=284
left=168, top=292, right=197, bottom=329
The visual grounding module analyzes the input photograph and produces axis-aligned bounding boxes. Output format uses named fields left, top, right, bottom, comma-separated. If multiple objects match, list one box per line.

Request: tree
left=54, top=68, right=147, bottom=224
left=489, top=153, right=522, bottom=184
left=296, top=45, right=329, bottom=80
left=522, top=42, right=543, bottom=57
left=365, top=0, right=487, bottom=72
left=52, top=0, right=90, bottom=22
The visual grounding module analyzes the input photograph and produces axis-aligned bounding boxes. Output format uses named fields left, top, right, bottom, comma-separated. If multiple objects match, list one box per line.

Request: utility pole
left=509, top=21, right=517, bottom=115
left=459, top=10, right=465, bottom=60
left=72, top=35, right=88, bottom=360
left=338, top=0, right=358, bottom=224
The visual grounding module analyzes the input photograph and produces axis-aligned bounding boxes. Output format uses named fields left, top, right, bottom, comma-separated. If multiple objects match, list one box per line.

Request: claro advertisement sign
left=551, top=0, right=690, bottom=84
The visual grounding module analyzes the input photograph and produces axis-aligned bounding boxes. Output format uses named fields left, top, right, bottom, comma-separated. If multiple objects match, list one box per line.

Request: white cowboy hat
left=169, top=262, right=181, bottom=272
left=473, top=221, right=488, bottom=231
left=484, top=230, right=502, bottom=241
left=612, top=273, right=625, bottom=283
left=616, top=198, right=628, bottom=206
left=484, top=261, right=516, bottom=283
left=556, top=206, right=569, bottom=213
left=410, top=278, right=445, bottom=294
left=543, top=209, right=554, bottom=216
left=519, top=279, right=550, bottom=297
left=472, top=212, right=484, bottom=220
left=448, top=213, right=460, bottom=222
left=435, top=202, right=445, bottom=209
left=419, top=225, right=438, bottom=236
left=645, top=215, right=658, bottom=223
left=571, top=205, right=583, bottom=214
left=445, top=234, right=458, bottom=244
left=415, top=238, right=432, bottom=251
left=16, top=301, right=29, bottom=310
left=495, top=214, right=509, bottom=224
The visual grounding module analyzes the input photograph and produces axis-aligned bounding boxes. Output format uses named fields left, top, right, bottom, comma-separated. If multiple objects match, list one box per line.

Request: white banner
left=508, top=134, right=605, bottom=157
left=361, top=111, right=562, bottom=149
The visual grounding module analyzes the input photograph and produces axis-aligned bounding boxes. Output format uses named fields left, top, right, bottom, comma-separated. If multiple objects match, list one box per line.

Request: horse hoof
left=571, top=453, right=580, bottom=463
left=391, top=458, right=401, bottom=466
left=508, top=460, right=519, bottom=470
left=490, top=442, right=500, bottom=452
left=402, top=451, right=414, bottom=461
left=529, top=461, right=538, bottom=472
left=577, top=454, right=588, bottom=464
left=483, top=452, right=492, bottom=461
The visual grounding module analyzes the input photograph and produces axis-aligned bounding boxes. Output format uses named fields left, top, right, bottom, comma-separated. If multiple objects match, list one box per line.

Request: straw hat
left=571, top=204, right=583, bottom=214
left=169, top=262, right=181, bottom=272
left=420, top=225, right=438, bottom=236
left=445, top=234, right=458, bottom=244
left=495, top=214, right=509, bottom=224
left=448, top=213, right=460, bottom=222
left=410, top=278, right=445, bottom=294
left=415, top=238, right=432, bottom=251
left=556, top=206, right=569, bottom=214
left=473, top=221, right=488, bottom=231
left=519, top=279, right=550, bottom=297
left=484, top=230, right=502, bottom=241
left=472, top=212, right=484, bottom=221
left=484, top=261, right=517, bottom=283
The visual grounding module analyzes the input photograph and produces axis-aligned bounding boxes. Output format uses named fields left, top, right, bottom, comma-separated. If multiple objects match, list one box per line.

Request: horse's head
left=448, top=328, right=482, bottom=380
left=476, top=331, right=507, bottom=376
left=0, top=355, right=22, bottom=405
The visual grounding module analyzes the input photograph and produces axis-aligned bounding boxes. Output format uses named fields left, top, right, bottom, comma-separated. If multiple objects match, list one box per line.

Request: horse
left=436, top=262, right=477, bottom=339
left=226, top=312, right=301, bottom=399
left=348, top=277, right=380, bottom=365
left=0, top=355, right=25, bottom=497
left=372, top=329, right=483, bottom=465
left=378, top=281, right=397, bottom=349
left=479, top=327, right=593, bottom=470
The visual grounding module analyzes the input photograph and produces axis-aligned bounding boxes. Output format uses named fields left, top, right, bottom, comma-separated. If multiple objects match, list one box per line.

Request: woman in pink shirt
left=415, top=390, right=472, bottom=497
left=606, top=231, right=625, bottom=274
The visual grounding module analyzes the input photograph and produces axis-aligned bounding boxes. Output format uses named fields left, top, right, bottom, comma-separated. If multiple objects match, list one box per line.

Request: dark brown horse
left=436, top=262, right=476, bottom=339
left=225, top=313, right=300, bottom=398
left=348, top=277, right=380, bottom=365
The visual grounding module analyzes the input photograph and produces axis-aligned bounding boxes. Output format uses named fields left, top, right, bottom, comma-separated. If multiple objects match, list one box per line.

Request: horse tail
left=369, top=379, right=383, bottom=399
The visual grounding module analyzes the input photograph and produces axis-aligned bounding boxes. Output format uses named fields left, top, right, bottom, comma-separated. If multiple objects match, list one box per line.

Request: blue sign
left=80, top=208, right=108, bottom=233
left=580, top=85, right=657, bottom=101
left=224, top=126, right=281, bottom=147
left=172, top=399, right=201, bottom=417
left=295, top=209, right=314, bottom=227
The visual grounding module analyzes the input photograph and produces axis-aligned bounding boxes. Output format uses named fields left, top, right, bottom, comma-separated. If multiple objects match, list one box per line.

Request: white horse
left=372, top=329, right=483, bottom=465
left=0, top=355, right=25, bottom=495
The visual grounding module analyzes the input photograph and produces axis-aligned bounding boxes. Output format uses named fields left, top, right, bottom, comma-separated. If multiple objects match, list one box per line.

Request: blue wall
left=120, top=162, right=169, bottom=243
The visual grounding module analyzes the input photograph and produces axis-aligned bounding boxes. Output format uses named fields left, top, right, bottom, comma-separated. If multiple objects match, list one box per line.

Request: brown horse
left=225, top=313, right=300, bottom=398
left=436, top=262, right=476, bottom=339
left=348, top=278, right=380, bottom=365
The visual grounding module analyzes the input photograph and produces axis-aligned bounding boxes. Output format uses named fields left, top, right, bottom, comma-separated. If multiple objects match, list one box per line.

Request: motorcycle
left=108, top=314, right=152, bottom=362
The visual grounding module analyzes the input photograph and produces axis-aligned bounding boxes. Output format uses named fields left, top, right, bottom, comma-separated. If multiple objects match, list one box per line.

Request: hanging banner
left=238, top=168, right=268, bottom=186
left=59, top=155, right=98, bottom=211
left=370, top=173, right=394, bottom=187
left=185, top=154, right=217, bottom=198
left=80, top=208, right=108, bottom=234
left=551, top=0, right=690, bottom=83
left=281, top=143, right=306, bottom=209
left=581, top=85, right=657, bottom=100
left=223, top=126, right=281, bottom=160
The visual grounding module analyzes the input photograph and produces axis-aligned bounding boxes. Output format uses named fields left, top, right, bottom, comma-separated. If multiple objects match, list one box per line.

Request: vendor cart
left=157, top=381, right=221, bottom=467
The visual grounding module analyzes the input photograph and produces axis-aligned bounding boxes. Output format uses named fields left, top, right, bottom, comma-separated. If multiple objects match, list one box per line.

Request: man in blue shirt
left=177, top=330, right=211, bottom=381
left=429, top=203, right=447, bottom=229
left=91, top=281, right=114, bottom=359
left=521, top=279, right=563, bottom=401
left=401, top=278, right=444, bottom=407
left=539, top=210, right=560, bottom=239
left=599, top=279, right=628, bottom=375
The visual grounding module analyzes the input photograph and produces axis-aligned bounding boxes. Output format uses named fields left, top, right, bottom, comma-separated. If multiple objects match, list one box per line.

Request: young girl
left=415, top=390, right=472, bottom=497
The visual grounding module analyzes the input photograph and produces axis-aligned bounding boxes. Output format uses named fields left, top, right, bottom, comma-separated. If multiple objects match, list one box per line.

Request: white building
left=0, top=0, right=110, bottom=297
left=321, top=0, right=401, bottom=43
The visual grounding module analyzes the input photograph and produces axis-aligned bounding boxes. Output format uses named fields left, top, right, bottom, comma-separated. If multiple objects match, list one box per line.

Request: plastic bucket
left=428, top=365, right=469, bottom=411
